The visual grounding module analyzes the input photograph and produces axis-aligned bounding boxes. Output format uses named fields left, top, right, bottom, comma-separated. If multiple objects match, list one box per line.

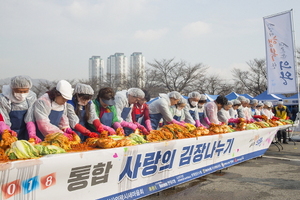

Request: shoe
left=283, top=141, right=288, bottom=144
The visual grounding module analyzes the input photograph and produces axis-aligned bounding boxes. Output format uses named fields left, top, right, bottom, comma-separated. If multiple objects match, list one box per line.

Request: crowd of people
left=0, top=76, right=293, bottom=144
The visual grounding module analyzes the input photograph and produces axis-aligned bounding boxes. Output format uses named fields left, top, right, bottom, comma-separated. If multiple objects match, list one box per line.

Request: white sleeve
left=183, top=106, right=195, bottom=125
left=66, top=103, right=80, bottom=128
left=115, top=94, right=126, bottom=122
left=87, top=101, right=98, bottom=124
left=0, top=95, right=12, bottom=126
left=159, top=100, right=174, bottom=123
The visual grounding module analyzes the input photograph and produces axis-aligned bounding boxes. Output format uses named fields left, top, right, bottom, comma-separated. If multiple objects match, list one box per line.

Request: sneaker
left=283, top=141, right=289, bottom=144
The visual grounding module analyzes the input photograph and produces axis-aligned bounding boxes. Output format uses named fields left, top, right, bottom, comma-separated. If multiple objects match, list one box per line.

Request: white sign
left=0, top=127, right=282, bottom=200
left=264, top=10, right=297, bottom=94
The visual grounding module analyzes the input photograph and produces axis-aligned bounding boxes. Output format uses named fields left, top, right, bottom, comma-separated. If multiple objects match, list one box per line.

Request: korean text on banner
left=263, top=10, right=297, bottom=94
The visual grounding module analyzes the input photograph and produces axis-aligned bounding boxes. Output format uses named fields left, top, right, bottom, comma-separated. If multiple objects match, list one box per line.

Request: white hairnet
left=250, top=99, right=258, bottom=104
left=200, top=94, right=207, bottom=101
left=74, top=83, right=94, bottom=95
left=178, top=96, right=187, bottom=104
left=277, top=100, right=283, bottom=105
left=10, top=76, right=32, bottom=89
left=264, top=101, right=273, bottom=107
left=237, top=96, right=247, bottom=102
left=128, top=88, right=145, bottom=98
left=232, top=99, right=241, bottom=105
left=168, top=91, right=181, bottom=100
left=257, top=102, right=264, bottom=107
left=227, top=101, right=233, bottom=106
left=245, top=98, right=250, bottom=103
left=188, top=91, right=201, bottom=99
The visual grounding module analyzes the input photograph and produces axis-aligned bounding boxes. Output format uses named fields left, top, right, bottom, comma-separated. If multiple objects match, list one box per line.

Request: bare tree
left=31, top=80, right=57, bottom=98
left=101, top=73, right=124, bottom=92
left=126, top=69, right=146, bottom=89
left=232, top=58, right=267, bottom=96
left=195, top=74, right=233, bottom=95
left=147, top=58, right=208, bottom=93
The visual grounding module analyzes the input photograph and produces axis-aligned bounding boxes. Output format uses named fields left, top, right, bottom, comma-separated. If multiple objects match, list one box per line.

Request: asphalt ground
left=141, top=133, right=300, bottom=200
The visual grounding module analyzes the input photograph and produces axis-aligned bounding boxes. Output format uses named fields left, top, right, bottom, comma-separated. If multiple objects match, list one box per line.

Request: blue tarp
left=225, top=92, right=253, bottom=100
left=286, top=94, right=298, bottom=99
left=225, top=92, right=240, bottom=100
left=253, top=90, right=285, bottom=101
left=205, top=94, right=218, bottom=102
left=275, top=93, right=288, bottom=99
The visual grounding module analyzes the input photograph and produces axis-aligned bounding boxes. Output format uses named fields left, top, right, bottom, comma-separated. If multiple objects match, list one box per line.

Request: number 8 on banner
left=40, top=173, right=56, bottom=190
left=2, top=180, right=21, bottom=199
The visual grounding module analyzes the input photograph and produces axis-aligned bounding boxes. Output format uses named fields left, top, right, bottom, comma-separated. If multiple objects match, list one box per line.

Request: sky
left=1, top=0, right=300, bottom=82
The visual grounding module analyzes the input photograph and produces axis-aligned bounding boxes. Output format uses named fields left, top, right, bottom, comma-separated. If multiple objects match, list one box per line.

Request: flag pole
left=290, top=9, right=300, bottom=122
left=291, top=10, right=299, bottom=109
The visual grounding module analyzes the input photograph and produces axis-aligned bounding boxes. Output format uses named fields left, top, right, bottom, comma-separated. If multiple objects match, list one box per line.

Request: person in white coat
left=170, top=96, right=186, bottom=122
left=184, top=92, right=204, bottom=127
left=249, top=99, right=258, bottom=116
left=149, top=91, right=186, bottom=130
left=0, top=76, right=39, bottom=143
left=237, top=96, right=248, bottom=119
left=255, top=102, right=264, bottom=115
left=198, top=94, right=208, bottom=126
left=113, top=88, right=147, bottom=135
left=218, top=101, right=233, bottom=124
left=34, top=80, right=75, bottom=140
left=229, top=99, right=241, bottom=119
left=262, top=101, right=274, bottom=119
left=245, top=98, right=254, bottom=122
left=67, top=83, right=106, bottom=141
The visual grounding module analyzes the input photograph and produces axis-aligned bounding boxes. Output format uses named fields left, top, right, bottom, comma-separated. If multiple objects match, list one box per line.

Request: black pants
left=277, top=130, right=287, bottom=142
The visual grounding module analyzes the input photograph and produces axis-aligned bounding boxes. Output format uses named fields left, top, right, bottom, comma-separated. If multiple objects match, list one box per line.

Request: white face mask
left=78, top=100, right=88, bottom=106
left=191, top=101, right=198, bottom=107
left=14, top=93, right=28, bottom=101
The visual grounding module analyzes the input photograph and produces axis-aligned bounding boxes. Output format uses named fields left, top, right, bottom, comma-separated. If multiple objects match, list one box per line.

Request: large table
left=0, top=125, right=291, bottom=200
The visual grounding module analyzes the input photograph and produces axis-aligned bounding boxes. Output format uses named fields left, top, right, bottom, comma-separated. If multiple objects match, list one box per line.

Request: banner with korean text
left=0, top=126, right=285, bottom=200
left=263, top=10, right=297, bottom=94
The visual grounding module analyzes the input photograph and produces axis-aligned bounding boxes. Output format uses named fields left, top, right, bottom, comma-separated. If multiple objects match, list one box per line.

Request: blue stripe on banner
left=98, top=148, right=268, bottom=200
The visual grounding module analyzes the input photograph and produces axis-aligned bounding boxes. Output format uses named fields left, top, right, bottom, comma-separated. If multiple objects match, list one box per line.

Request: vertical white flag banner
left=264, top=10, right=297, bottom=94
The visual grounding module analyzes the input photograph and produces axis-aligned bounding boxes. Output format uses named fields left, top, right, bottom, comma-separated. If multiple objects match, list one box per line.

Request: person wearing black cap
left=92, top=87, right=119, bottom=135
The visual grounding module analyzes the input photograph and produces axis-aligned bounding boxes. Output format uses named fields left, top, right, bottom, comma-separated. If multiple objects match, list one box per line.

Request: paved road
left=141, top=137, right=300, bottom=200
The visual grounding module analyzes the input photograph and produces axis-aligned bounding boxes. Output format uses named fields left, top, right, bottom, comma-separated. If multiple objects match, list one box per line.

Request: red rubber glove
left=74, top=124, right=98, bottom=138
left=93, top=119, right=105, bottom=133
left=88, top=132, right=99, bottom=138
left=253, top=115, right=262, bottom=119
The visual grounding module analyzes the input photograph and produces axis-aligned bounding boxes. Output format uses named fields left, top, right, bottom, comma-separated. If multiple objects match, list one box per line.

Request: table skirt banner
left=0, top=127, right=280, bottom=200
